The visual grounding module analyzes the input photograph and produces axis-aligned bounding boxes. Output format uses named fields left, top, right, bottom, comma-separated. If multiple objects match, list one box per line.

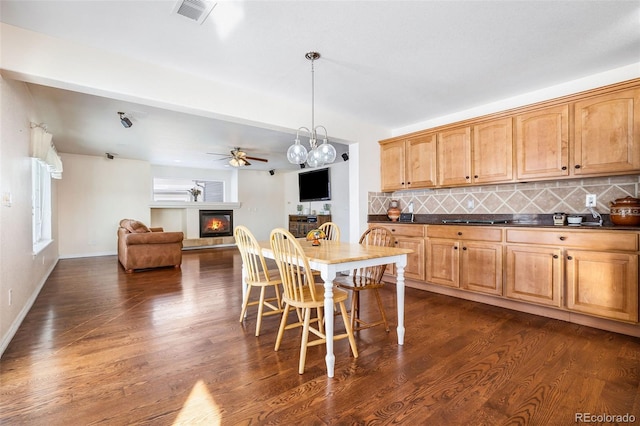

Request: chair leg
left=299, top=307, right=312, bottom=374
left=338, top=301, right=358, bottom=358
left=239, top=284, right=252, bottom=323
left=374, top=288, right=390, bottom=332
left=274, top=303, right=290, bottom=351
left=255, top=286, right=267, bottom=336
left=350, top=290, right=359, bottom=332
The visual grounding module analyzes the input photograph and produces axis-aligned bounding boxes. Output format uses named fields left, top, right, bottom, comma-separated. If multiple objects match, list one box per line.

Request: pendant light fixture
left=287, top=52, right=337, bottom=167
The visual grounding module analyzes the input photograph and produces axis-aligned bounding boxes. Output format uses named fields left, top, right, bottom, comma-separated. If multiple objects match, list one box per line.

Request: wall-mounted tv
left=298, top=168, right=331, bottom=202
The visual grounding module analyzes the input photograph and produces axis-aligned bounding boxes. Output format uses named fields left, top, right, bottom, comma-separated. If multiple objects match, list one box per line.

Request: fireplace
left=199, top=210, right=233, bottom=238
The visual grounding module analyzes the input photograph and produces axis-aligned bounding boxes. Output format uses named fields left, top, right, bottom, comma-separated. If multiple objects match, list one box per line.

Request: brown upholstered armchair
left=117, top=219, right=184, bottom=273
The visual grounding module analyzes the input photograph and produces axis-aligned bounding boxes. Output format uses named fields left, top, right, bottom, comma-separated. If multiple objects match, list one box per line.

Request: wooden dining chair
left=270, top=228, right=358, bottom=374
left=234, top=225, right=283, bottom=337
left=336, top=226, right=394, bottom=332
left=318, top=221, right=340, bottom=241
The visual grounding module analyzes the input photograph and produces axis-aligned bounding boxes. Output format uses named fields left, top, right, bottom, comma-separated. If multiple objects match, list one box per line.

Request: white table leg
left=320, top=267, right=337, bottom=378
left=395, top=257, right=406, bottom=345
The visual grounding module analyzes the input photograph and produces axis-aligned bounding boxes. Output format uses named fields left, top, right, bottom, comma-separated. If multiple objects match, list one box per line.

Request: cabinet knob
left=567, top=255, right=573, bottom=260
left=407, top=181, right=411, bottom=185
left=574, top=165, right=581, bottom=169
left=559, top=236, right=565, bottom=241
left=465, top=176, right=470, bottom=180
left=561, top=166, right=567, bottom=170
left=553, top=254, right=559, bottom=259
left=454, top=246, right=458, bottom=250
left=474, top=175, right=478, bottom=179
left=457, top=231, right=463, bottom=236
left=462, top=247, right=467, bottom=250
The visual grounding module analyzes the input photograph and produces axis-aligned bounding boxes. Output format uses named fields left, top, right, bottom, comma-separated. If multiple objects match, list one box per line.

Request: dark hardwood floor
left=1, top=247, right=639, bottom=425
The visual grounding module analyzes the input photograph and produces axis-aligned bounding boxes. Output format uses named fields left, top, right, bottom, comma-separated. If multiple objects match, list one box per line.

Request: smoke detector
left=173, top=0, right=216, bottom=25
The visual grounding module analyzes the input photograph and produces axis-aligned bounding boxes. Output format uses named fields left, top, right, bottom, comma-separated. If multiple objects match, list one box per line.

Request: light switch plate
left=586, top=194, right=596, bottom=207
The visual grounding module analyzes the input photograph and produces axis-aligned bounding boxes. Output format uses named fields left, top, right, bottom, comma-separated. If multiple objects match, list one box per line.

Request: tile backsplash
left=369, top=175, right=640, bottom=216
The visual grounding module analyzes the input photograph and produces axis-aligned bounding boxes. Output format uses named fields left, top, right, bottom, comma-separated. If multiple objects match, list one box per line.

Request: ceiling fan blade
left=245, top=156, right=268, bottom=162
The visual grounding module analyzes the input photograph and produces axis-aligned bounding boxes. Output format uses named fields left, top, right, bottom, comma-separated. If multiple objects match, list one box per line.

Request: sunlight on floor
left=173, top=380, right=221, bottom=425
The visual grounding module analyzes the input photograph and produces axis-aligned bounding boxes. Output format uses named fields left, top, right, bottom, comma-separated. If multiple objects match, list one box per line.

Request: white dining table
left=252, top=239, right=412, bottom=378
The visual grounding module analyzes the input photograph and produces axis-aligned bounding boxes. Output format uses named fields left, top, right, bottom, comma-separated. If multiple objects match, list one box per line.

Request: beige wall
left=0, top=77, right=59, bottom=356
left=57, top=153, right=151, bottom=258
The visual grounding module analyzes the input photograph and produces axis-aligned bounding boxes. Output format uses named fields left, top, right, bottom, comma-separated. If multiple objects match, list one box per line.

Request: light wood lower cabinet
left=565, top=249, right=638, bottom=322
left=505, top=228, right=639, bottom=321
left=373, top=224, right=425, bottom=281
left=505, top=245, right=563, bottom=307
left=426, top=226, right=503, bottom=295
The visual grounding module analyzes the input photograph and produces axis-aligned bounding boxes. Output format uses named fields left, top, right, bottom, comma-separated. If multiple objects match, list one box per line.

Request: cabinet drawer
left=506, top=229, right=638, bottom=251
left=374, top=224, right=425, bottom=237
left=427, top=225, right=502, bottom=242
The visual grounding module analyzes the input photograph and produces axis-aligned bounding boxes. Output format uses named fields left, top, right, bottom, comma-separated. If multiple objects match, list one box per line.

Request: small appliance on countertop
left=553, top=212, right=566, bottom=226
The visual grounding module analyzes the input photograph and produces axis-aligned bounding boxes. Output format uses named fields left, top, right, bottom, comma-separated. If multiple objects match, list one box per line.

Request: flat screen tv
left=298, top=168, right=331, bottom=202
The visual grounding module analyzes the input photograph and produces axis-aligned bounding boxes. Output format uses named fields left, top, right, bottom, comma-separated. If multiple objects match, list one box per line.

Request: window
left=32, top=158, right=52, bottom=253
left=153, top=178, right=224, bottom=202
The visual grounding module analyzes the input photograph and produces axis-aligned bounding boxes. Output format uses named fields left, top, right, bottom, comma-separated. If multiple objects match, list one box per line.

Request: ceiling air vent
left=173, top=0, right=216, bottom=25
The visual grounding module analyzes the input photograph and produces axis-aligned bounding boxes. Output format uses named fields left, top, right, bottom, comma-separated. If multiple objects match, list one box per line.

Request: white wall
left=236, top=169, right=286, bottom=241
left=0, top=22, right=389, bottom=243
left=0, top=77, right=59, bottom=356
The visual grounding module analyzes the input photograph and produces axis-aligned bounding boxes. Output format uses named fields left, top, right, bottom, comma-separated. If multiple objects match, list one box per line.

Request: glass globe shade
left=306, top=148, right=321, bottom=168
left=317, top=142, right=337, bottom=164
left=287, top=142, right=308, bottom=165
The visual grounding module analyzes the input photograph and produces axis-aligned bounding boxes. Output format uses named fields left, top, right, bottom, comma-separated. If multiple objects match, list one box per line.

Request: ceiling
left=2, top=1, right=639, bottom=172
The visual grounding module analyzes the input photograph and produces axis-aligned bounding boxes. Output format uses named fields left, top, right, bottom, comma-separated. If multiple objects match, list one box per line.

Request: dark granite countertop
left=368, top=213, right=640, bottom=231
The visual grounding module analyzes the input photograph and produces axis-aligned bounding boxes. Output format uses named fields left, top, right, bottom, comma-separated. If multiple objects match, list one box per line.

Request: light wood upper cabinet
left=516, top=104, right=569, bottom=180
left=380, top=80, right=640, bottom=190
left=437, top=119, right=513, bottom=187
left=380, top=133, right=436, bottom=191
left=437, top=127, right=471, bottom=187
left=573, top=88, right=640, bottom=176
left=406, top=134, right=437, bottom=189
left=472, top=118, right=513, bottom=184
left=379, top=139, right=405, bottom=191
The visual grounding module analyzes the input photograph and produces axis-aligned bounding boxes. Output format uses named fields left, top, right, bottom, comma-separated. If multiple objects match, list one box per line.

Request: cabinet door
left=380, top=140, right=406, bottom=191
left=461, top=242, right=503, bottom=295
left=573, top=88, right=640, bottom=175
left=566, top=250, right=638, bottom=322
left=390, top=236, right=425, bottom=281
left=437, top=127, right=471, bottom=187
left=505, top=245, right=563, bottom=307
left=472, top=118, right=513, bottom=184
left=515, top=104, right=569, bottom=180
left=426, top=238, right=459, bottom=287
left=406, top=134, right=437, bottom=188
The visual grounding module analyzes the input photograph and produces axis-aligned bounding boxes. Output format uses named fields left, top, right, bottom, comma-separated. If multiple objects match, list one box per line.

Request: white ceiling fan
left=207, top=147, right=269, bottom=167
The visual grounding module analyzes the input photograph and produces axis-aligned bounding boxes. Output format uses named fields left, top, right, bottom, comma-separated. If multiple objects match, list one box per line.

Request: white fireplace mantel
left=149, top=202, right=241, bottom=240
left=149, top=202, right=242, bottom=209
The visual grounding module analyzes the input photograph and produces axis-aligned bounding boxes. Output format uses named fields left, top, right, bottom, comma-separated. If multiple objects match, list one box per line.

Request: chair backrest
left=354, top=226, right=394, bottom=283
left=234, top=225, right=275, bottom=283
left=270, top=228, right=321, bottom=304
left=318, top=222, right=340, bottom=241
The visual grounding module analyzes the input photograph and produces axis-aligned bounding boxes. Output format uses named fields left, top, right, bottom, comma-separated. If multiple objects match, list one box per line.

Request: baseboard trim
left=0, top=259, right=58, bottom=358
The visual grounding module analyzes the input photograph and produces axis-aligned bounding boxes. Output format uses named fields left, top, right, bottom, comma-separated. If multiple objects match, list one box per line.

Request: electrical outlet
left=586, top=194, right=597, bottom=207
left=8, top=289, right=12, bottom=306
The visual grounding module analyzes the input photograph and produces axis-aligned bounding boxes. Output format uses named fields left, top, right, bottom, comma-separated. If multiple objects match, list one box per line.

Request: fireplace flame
left=206, top=218, right=226, bottom=231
